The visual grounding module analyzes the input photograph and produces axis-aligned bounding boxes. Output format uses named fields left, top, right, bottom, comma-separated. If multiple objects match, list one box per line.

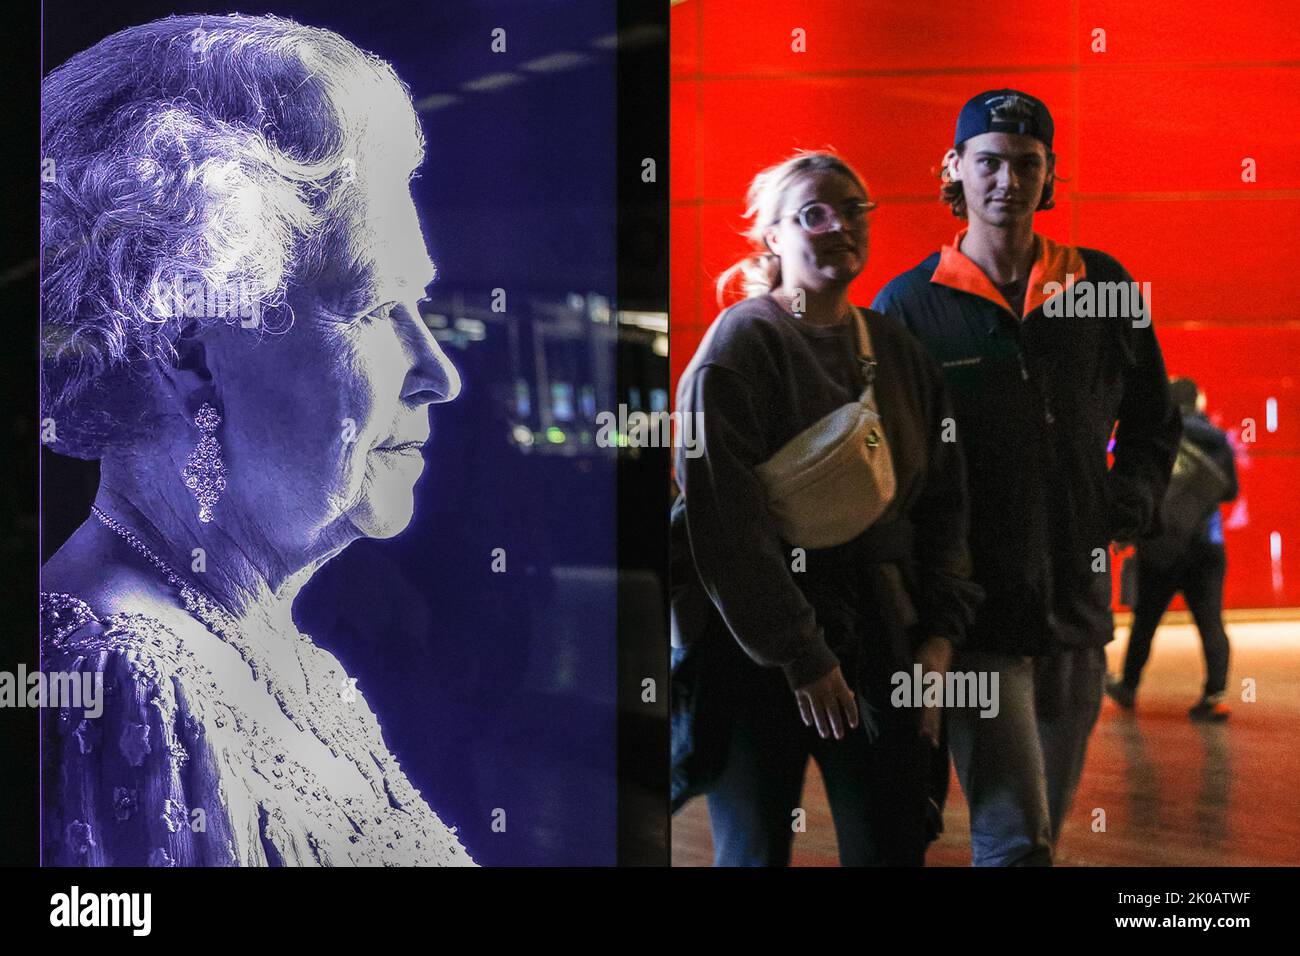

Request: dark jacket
left=873, top=231, right=1182, bottom=654
left=672, top=295, right=982, bottom=691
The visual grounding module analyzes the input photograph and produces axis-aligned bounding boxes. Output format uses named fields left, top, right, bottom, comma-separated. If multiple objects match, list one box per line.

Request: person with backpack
left=1106, top=377, right=1240, bottom=722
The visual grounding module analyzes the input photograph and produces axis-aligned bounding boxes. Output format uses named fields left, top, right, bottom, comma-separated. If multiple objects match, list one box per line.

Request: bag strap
left=850, top=306, right=878, bottom=399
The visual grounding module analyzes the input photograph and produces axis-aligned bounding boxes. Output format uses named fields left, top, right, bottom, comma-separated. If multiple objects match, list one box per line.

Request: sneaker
left=1104, top=675, right=1136, bottom=710
left=1189, top=694, right=1230, bottom=723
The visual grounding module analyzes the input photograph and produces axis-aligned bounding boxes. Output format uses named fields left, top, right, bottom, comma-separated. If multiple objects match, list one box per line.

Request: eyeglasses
left=774, top=198, right=876, bottom=234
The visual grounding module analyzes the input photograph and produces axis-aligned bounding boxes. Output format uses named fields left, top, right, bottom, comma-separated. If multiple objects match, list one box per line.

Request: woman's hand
left=794, top=665, right=858, bottom=740
left=915, top=637, right=954, bottom=748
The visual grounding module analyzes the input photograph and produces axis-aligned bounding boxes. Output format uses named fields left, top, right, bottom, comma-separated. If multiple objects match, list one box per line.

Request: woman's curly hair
left=41, top=13, right=425, bottom=458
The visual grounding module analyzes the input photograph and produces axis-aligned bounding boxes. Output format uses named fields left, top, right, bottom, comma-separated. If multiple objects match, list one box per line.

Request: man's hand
left=794, top=665, right=858, bottom=740
left=915, top=637, right=954, bottom=748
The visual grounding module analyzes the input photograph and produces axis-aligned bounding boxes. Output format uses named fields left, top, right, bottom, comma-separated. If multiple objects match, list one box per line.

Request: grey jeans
left=947, top=645, right=1106, bottom=866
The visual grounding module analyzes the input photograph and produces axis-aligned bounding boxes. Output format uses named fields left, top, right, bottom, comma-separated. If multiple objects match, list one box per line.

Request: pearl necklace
left=90, top=505, right=380, bottom=787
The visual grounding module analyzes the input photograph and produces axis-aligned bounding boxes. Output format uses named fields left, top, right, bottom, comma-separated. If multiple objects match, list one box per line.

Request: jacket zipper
left=1005, top=314, right=1054, bottom=426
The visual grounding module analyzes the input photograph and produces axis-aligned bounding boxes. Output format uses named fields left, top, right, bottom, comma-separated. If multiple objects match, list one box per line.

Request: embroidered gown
left=39, top=591, right=476, bottom=866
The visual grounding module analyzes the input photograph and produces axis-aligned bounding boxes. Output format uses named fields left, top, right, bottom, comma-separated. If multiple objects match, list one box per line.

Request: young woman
left=672, top=151, right=983, bottom=866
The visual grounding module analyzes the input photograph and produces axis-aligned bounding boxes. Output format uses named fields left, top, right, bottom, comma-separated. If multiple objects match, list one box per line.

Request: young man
left=872, top=90, right=1182, bottom=865
left=1106, top=377, right=1239, bottom=722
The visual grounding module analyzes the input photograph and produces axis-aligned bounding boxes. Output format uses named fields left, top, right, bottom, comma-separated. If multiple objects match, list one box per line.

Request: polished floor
left=671, top=614, right=1300, bottom=866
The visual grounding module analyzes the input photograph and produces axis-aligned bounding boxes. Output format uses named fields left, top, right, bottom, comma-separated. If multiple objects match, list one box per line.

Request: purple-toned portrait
left=40, top=12, right=474, bottom=865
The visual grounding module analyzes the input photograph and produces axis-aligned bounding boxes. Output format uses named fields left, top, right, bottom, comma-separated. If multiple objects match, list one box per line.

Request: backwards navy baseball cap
left=955, top=89, right=1054, bottom=150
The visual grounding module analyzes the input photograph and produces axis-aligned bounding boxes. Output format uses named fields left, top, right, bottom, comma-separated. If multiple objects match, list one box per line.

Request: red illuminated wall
left=671, top=0, right=1300, bottom=609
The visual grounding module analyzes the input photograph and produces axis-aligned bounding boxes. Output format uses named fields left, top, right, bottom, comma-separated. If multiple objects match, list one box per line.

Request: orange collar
left=931, top=229, right=1087, bottom=319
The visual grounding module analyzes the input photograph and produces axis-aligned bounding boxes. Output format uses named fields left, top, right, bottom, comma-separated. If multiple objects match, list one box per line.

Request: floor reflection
left=672, top=617, right=1300, bottom=866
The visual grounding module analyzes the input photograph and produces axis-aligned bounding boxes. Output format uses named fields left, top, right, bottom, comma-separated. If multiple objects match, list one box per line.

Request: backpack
left=1149, top=434, right=1230, bottom=554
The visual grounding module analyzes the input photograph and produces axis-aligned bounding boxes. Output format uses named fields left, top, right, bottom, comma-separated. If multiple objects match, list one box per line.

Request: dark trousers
left=705, top=660, right=929, bottom=867
left=1122, top=543, right=1230, bottom=697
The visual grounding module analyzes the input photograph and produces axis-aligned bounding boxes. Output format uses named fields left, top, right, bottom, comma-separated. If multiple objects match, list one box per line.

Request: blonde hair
left=714, top=150, right=869, bottom=307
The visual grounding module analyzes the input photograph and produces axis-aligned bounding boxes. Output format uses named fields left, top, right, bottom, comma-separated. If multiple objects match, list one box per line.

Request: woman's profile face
left=764, top=169, right=870, bottom=293
left=204, top=178, right=461, bottom=559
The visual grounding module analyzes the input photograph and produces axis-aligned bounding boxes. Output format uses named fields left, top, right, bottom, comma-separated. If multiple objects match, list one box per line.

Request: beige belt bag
left=755, top=306, right=897, bottom=549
